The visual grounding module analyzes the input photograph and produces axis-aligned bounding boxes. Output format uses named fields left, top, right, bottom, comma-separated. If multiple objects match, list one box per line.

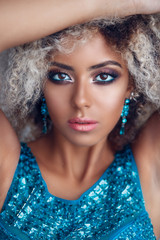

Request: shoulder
left=132, top=111, right=160, bottom=181
left=132, top=111, right=160, bottom=183
left=0, top=110, right=20, bottom=210
left=132, top=111, right=160, bottom=189
left=0, top=110, right=20, bottom=162
left=133, top=111, right=160, bottom=166
left=132, top=111, right=160, bottom=237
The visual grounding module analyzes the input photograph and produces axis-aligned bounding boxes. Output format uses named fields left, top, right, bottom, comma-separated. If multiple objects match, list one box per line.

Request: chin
left=67, top=135, right=105, bottom=148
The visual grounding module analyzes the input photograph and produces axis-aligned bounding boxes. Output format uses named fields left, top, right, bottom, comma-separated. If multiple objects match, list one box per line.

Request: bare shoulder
left=0, top=110, right=20, bottom=211
left=132, top=111, right=160, bottom=237
left=132, top=111, right=160, bottom=180
left=0, top=110, right=20, bottom=160
left=133, top=111, right=160, bottom=162
left=132, top=110, right=160, bottom=186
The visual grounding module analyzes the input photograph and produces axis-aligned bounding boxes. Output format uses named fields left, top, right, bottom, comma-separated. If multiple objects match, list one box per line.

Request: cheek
left=95, top=84, right=129, bottom=130
left=44, top=85, right=70, bottom=121
left=101, top=97, right=124, bottom=127
left=96, top=86, right=127, bottom=113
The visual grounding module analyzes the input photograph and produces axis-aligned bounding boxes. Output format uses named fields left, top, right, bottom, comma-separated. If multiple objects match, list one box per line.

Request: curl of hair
left=0, top=14, right=159, bottom=148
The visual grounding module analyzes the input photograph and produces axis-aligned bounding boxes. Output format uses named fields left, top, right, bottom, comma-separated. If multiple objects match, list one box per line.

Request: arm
left=0, top=0, right=159, bottom=52
left=0, top=110, right=20, bottom=161
left=0, top=110, right=20, bottom=210
left=132, top=112, right=160, bottom=237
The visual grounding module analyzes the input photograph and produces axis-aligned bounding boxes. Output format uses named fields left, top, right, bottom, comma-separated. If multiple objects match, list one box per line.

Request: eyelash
left=47, top=69, right=119, bottom=85
left=47, top=70, right=72, bottom=84
left=93, top=70, right=118, bottom=85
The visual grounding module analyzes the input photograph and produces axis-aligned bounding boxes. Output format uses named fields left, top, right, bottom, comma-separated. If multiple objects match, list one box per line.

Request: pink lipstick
left=68, top=118, right=98, bottom=132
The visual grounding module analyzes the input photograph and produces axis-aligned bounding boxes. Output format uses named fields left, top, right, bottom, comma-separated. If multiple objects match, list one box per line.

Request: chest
left=0, top=144, right=156, bottom=239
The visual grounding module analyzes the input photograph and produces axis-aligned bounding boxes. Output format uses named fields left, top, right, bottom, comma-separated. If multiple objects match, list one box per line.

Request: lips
left=68, top=118, right=98, bottom=132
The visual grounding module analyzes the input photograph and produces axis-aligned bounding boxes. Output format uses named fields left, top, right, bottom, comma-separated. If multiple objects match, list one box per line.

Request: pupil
left=100, top=73, right=108, bottom=80
left=58, top=73, right=65, bottom=80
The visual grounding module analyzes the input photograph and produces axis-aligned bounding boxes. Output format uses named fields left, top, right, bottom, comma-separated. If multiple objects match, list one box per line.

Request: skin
left=0, top=0, right=160, bottom=51
left=133, top=112, right=160, bottom=237
left=0, top=110, right=20, bottom=209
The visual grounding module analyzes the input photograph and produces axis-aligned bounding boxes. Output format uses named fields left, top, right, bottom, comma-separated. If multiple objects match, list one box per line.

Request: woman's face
left=44, top=33, right=131, bottom=147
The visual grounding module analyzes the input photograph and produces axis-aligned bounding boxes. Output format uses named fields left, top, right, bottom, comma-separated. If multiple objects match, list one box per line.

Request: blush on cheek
left=105, top=99, right=124, bottom=124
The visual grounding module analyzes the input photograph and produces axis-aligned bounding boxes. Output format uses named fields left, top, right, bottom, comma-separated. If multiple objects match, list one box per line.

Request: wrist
left=113, top=0, right=140, bottom=17
left=83, top=0, right=139, bottom=20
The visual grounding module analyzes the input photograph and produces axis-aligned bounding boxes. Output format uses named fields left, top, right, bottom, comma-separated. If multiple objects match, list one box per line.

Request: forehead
left=49, top=33, right=127, bottom=69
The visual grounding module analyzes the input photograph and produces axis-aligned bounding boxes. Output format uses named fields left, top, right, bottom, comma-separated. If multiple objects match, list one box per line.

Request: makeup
left=68, top=118, right=98, bottom=132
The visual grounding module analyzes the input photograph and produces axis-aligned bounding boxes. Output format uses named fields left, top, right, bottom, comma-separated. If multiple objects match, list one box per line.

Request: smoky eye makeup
left=47, top=67, right=121, bottom=85
left=47, top=69, right=73, bottom=84
left=92, top=68, right=120, bottom=85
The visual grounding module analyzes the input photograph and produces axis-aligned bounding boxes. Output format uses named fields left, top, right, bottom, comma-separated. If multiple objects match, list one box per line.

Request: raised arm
left=0, top=109, right=20, bottom=210
left=0, top=0, right=160, bottom=52
left=0, top=110, right=20, bottom=160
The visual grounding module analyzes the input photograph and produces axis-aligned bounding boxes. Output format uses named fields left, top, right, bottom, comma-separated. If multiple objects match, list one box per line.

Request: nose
left=71, top=80, right=91, bottom=110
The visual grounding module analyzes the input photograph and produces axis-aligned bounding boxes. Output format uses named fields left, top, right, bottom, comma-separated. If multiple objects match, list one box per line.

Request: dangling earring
left=41, top=97, right=49, bottom=134
left=120, top=98, right=130, bottom=135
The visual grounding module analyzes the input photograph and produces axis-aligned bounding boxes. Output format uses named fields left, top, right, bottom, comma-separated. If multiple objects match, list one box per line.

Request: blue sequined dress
left=0, top=143, right=156, bottom=239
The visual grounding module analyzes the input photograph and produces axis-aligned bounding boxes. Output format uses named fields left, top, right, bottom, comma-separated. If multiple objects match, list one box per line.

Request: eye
left=47, top=71, right=72, bottom=84
left=94, top=72, right=118, bottom=84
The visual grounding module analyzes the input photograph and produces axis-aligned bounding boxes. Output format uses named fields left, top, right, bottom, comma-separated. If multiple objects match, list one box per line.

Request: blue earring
left=120, top=98, right=130, bottom=135
left=41, top=97, right=49, bottom=134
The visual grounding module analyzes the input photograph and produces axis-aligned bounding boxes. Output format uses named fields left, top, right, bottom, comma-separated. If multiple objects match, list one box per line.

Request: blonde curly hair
left=0, top=14, right=160, bottom=148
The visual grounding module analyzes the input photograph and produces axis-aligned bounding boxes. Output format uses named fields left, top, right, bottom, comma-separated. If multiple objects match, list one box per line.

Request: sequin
left=0, top=143, right=156, bottom=239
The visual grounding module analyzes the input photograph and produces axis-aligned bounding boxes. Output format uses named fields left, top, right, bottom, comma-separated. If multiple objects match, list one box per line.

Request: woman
left=1, top=12, right=160, bottom=239
left=0, top=1, right=160, bottom=240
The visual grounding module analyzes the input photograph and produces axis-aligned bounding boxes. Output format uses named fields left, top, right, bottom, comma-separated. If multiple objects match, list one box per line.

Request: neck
left=44, top=128, right=114, bottom=182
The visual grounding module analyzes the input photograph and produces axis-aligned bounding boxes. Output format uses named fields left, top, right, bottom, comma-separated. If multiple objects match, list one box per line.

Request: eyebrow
left=88, top=61, right=122, bottom=70
left=50, top=62, right=74, bottom=71
left=50, top=60, right=122, bottom=71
